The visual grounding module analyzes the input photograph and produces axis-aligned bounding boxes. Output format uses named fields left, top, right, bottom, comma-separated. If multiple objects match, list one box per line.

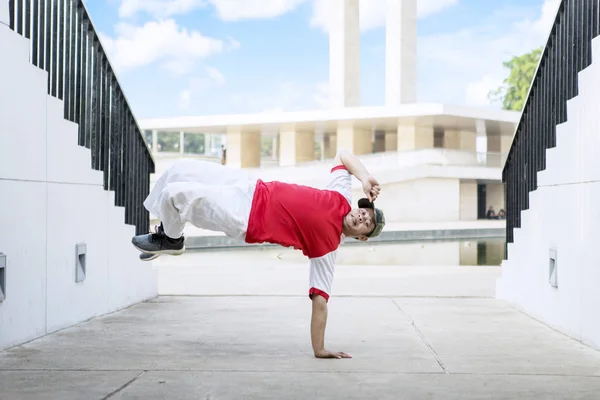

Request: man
left=132, top=149, right=386, bottom=359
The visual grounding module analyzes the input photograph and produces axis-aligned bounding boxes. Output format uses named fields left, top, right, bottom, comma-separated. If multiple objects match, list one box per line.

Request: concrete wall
left=496, top=37, right=600, bottom=351
left=0, top=21, right=157, bottom=350
left=486, top=183, right=505, bottom=211
left=459, top=182, right=478, bottom=221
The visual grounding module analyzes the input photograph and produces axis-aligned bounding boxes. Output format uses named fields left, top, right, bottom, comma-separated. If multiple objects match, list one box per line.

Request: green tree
left=489, top=46, right=543, bottom=111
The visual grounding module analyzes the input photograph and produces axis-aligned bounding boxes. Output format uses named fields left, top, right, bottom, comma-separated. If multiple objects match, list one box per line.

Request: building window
left=184, top=133, right=205, bottom=154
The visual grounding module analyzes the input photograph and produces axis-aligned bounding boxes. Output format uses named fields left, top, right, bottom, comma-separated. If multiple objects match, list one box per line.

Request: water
left=193, top=237, right=506, bottom=267
left=334, top=238, right=506, bottom=267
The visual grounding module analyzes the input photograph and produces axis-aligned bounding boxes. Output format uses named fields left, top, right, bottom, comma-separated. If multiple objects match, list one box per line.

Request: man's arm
left=311, top=295, right=351, bottom=359
left=308, top=254, right=351, bottom=359
left=334, top=149, right=380, bottom=202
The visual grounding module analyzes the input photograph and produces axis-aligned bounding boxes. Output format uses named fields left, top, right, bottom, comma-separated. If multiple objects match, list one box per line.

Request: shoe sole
left=132, top=243, right=186, bottom=256
left=140, top=253, right=160, bottom=261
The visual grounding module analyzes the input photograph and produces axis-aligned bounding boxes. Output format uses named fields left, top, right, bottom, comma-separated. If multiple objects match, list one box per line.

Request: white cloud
left=231, top=80, right=330, bottom=112
left=208, top=0, right=308, bottom=21
left=310, top=0, right=458, bottom=33
left=99, top=19, right=227, bottom=74
left=178, top=90, right=192, bottom=110
left=162, top=59, right=196, bottom=76
left=465, top=75, right=503, bottom=107
left=205, top=66, right=226, bottom=84
left=118, top=0, right=206, bottom=18
left=532, top=0, right=561, bottom=35
left=177, top=67, right=227, bottom=111
left=118, top=0, right=309, bottom=21
left=415, top=0, right=560, bottom=107
left=312, top=81, right=330, bottom=109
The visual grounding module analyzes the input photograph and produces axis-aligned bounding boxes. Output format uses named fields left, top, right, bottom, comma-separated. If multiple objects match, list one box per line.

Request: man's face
left=343, top=208, right=375, bottom=240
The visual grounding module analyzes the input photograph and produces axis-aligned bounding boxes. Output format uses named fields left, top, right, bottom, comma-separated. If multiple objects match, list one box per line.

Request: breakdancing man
left=132, top=149, right=386, bottom=359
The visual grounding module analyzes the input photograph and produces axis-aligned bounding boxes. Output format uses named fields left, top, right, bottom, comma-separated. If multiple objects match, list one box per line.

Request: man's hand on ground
left=314, top=349, right=352, bottom=359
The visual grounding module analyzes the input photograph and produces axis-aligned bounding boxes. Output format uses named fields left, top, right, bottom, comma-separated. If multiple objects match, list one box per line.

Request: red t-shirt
left=245, top=173, right=352, bottom=258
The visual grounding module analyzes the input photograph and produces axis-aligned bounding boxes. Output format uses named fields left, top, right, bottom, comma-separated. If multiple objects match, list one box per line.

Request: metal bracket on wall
left=549, top=247, right=558, bottom=288
left=76, top=243, right=86, bottom=283
left=0, top=253, right=6, bottom=301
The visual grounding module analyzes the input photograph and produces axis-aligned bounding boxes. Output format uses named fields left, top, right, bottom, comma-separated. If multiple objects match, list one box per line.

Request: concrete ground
left=2, top=246, right=600, bottom=399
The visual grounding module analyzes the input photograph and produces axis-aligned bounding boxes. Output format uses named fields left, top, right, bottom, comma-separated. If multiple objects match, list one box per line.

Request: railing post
left=502, top=0, right=600, bottom=259
left=3, top=0, right=157, bottom=234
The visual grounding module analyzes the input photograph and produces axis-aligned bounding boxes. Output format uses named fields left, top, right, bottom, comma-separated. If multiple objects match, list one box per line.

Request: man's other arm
left=334, top=149, right=380, bottom=202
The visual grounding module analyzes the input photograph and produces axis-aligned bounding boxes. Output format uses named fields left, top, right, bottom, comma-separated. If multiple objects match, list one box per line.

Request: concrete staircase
left=496, top=36, right=600, bottom=350
left=0, top=13, right=157, bottom=350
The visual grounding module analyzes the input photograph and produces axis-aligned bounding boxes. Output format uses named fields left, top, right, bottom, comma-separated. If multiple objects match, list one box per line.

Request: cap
left=357, top=198, right=386, bottom=238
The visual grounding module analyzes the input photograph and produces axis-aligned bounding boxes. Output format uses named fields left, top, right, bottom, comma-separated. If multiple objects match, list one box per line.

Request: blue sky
left=87, top=0, right=559, bottom=120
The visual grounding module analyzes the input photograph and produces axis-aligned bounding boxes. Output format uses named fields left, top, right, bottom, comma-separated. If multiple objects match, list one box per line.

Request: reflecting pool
left=194, top=237, right=506, bottom=267
left=334, top=238, right=506, bottom=267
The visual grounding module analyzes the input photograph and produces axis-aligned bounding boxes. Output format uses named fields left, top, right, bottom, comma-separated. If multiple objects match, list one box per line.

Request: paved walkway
left=2, top=247, right=600, bottom=399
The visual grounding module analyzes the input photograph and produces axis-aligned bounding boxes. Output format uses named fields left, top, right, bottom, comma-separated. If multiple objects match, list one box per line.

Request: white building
left=140, top=0, right=520, bottom=227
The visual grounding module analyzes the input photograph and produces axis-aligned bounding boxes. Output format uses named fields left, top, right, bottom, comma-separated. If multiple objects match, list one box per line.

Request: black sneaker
left=139, top=252, right=159, bottom=261
left=132, top=223, right=185, bottom=256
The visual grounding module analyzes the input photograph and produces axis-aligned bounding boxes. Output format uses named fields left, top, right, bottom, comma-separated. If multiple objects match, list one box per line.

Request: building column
left=272, top=136, right=279, bottom=161
left=226, top=127, right=261, bottom=168
left=319, top=135, right=326, bottom=160
left=279, top=126, right=315, bottom=166
left=204, top=134, right=212, bottom=156
left=336, top=123, right=372, bottom=155
left=444, top=130, right=460, bottom=149
left=397, top=125, right=434, bottom=151
left=329, top=0, right=360, bottom=108
left=324, top=133, right=337, bottom=159
left=460, top=131, right=477, bottom=152
left=385, top=0, right=417, bottom=105
left=487, top=135, right=513, bottom=153
left=443, top=129, right=477, bottom=151
left=151, top=130, right=158, bottom=153
left=487, top=135, right=513, bottom=165
left=385, top=131, right=398, bottom=151
left=179, top=131, right=185, bottom=154
left=459, top=181, right=478, bottom=221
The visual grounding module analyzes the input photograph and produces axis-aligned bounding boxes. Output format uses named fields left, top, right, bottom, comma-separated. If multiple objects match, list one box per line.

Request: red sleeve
left=309, top=288, right=330, bottom=302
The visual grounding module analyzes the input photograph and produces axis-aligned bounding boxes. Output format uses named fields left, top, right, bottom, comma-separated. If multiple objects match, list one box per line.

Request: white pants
left=143, top=159, right=257, bottom=241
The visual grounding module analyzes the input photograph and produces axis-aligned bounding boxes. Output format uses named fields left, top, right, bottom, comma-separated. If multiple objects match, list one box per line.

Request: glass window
left=157, top=131, right=180, bottom=152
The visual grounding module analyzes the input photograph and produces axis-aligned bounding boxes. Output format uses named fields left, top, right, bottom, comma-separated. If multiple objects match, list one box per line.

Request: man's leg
left=133, top=159, right=255, bottom=256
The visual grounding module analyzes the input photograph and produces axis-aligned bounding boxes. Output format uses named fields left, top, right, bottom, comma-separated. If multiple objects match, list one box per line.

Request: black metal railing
left=503, top=0, right=600, bottom=256
left=7, top=0, right=154, bottom=235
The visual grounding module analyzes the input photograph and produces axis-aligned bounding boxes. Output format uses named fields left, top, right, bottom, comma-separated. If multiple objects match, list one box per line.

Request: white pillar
left=179, top=131, right=185, bottom=154
left=151, top=130, right=158, bottom=153
left=385, top=0, right=417, bottom=105
left=336, top=123, right=372, bottom=155
left=279, top=127, right=315, bottom=166
left=329, top=0, right=360, bottom=108
left=226, top=127, right=261, bottom=168
left=272, top=136, right=278, bottom=160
